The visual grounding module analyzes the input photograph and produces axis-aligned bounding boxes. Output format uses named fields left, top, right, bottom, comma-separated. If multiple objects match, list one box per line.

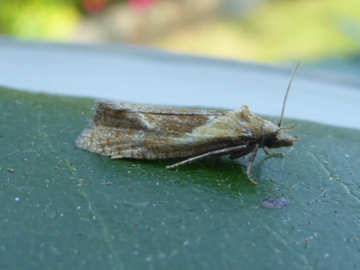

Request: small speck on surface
left=14, top=197, right=20, bottom=202
left=262, top=197, right=291, bottom=209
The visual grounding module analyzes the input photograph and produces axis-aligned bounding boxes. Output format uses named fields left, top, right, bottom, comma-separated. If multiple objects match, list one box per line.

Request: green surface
left=1, top=87, right=359, bottom=269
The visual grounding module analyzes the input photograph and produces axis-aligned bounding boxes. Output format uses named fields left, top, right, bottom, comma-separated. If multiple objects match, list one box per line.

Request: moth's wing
left=76, top=101, right=261, bottom=159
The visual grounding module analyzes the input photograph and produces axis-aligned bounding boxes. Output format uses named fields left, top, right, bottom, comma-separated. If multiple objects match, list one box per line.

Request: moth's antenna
left=278, top=61, right=301, bottom=127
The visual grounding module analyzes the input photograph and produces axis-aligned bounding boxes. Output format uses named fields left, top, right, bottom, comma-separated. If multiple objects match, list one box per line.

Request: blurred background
left=1, top=0, right=360, bottom=69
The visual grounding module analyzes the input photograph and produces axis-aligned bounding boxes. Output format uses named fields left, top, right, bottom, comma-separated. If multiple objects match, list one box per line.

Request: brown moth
left=76, top=64, right=300, bottom=185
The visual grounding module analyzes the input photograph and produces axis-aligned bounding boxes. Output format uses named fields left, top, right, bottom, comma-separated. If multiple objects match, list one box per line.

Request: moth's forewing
left=76, top=102, right=262, bottom=159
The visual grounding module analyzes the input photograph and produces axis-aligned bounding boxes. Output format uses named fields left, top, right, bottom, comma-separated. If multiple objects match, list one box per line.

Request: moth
left=76, top=64, right=300, bottom=185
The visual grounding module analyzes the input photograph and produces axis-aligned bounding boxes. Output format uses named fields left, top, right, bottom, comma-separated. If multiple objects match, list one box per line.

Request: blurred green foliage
left=0, top=0, right=128, bottom=39
left=153, top=0, right=360, bottom=62
left=0, top=0, right=81, bottom=39
left=0, top=0, right=359, bottom=63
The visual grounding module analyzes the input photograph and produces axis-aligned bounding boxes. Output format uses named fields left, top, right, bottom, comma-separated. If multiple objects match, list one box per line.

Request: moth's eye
left=264, top=136, right=277, bottom=148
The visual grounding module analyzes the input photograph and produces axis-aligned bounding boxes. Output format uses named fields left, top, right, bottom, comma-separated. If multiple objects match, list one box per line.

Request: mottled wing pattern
left=76, top=101, right=262, bottom=159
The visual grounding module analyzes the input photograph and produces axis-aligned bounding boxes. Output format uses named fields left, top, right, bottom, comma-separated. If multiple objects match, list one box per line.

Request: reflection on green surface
left=1, top=87, right=359, bottom=269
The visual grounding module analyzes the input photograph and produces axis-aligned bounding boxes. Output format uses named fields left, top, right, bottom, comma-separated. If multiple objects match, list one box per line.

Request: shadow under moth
left=76, top=64, right=300, bottom=185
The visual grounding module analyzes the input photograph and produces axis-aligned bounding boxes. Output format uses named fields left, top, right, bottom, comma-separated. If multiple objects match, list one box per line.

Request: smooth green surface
left=1, top=87, right=359, bottom=269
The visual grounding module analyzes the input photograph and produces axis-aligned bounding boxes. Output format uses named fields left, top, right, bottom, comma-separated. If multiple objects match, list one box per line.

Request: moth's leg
left=166, top=145, right=248, bottom=169
left=247, top=144, right=260, bottom=185
left=229, top=146, right=255, bottom=159
left=111, top=155, right=124, bottom=159
left=263, top=148, right=284, bottom=157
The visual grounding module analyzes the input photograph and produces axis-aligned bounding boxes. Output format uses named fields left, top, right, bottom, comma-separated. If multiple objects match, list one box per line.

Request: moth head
left=263, top=126, right=299, bottom=149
